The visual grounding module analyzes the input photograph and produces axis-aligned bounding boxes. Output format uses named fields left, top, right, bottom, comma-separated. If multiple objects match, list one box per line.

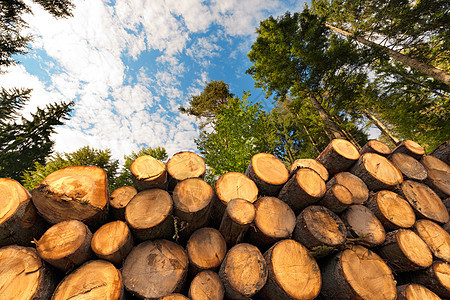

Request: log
left=186, top=227, right=227, bottom=275
left=211, top=172, right=258, bottom=226
left=392, top=139, right=426, bottom=160
left=52, top=260, right=123, bottom=300
left=398, top=180, right=449, bottom=224
left=219, top=198, right=255, bottom=247
left=219, top=243, right=267, bottom=299
left=160, top=294, right=190, bottom=300
left=444, top=221, right=450, bottom=234
left=396, top=284, right=440, bottom=300
left=340, top=204, right=386, bottom=247
left=317, top=184, right=353, bottom=213
left=278, top=168, right=326, bottom=213
left=326, top=171, right=369, bottom=204
left=109, top=186, right=137, bottom=221
left=289, top=158, right=329, bottom=181
left=122, top=239, right=189, bottom=299
left=292, top=205, right=347, bottom=256
left=258, top=239, right=321, bottom=300
left=35, top=220, right=93, bottom=273
left=377, top=229, right=433, bottom=272
left=413, top=219, right=450, bottom=263
left=430, top=141, right=450, bottom=165
left=350, top=153, right=403, bottom=190
left=365, top=190, right=416, bottom=231
left=172, top=178, right=213, bottom=239
left=359, top=139, right=391, bottom=156
left=316, top=138, right=360, bottom=175
left=30, top=166, right=109, bottom=227
left=0, top=178, right=46, bottom=247
left=91, top=220, right=134, bottom=266
left=166, top=151, right=206, bottom=190
left=246, top=196, right=296, bottom=250
left=320, top=245, right=396, bottom=300
left=125, top=189, right=174, bottom=241
left=130, top=155, right=168, bottom=191
left=0, top=245, right=56, bottom=300
left=245, top=153, right=289, bottom=196
left=422, top=155, right=450, bottom=198
left=188, top=270, right=224, bottom=300
left=410, top=261, right=450, bottom=299
left=390, top=153, right=428, bottom=181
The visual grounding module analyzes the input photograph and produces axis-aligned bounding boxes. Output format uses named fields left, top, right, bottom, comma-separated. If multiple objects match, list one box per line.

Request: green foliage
left=195, top=93, right=278, bottom=183
left=22, top=146, right=120, bottom=191
left=0, top=88, right=73, bottom=181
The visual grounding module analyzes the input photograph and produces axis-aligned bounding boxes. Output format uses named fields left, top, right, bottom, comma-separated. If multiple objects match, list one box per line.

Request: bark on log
left=410, top=261, right=450, bottom=299
left=318, top=184, right=353, bottom=213
left=444, top=222, right=450, bottom=234
left=166, top=151, right=206, bottom=190
left=326, top=172, right=369, bottom=204
left=52, top=260, right=123, bottom=300
left=160, top=294, right=190, bottom=300
left=0, top=245, right=56, bottom=300
left=219, top=198, right=255, bottom=247
left=430, top=141, right=450, bottom=165
left=91, top=220, right=134, bottom=266
left=188, top=270, right=224, bottom=300
left=131, top=155, right=168, bottom=191
left=390, top=153, right=428, bottom=181
left=125, top=189, right=174, bottom=241
left=398, top=180, right=449, bottom=224
left=246, top=196, right=296, bottom=250
left=292, top=205, right=347, bottom=256
left=377, top=229, right=433, bottom=273
left=421, top=157, right=450, bottom=199
left=245, top=153, right=289, bottom=196
left=396, top=284, right=441, bottom=300
left=186, top=227, right=227, bottom=275
left=320, top=245, right=396, bottom=300
left=359, top=139, right=392, bottom=157
left=289, top=158, right=329, bottom=181
left=350, top=153, right=404, bottom=190
left=278, top=168, right=326, bottom=213
left=365, top=190, right=416, bottom=231
left=219, top=243, right=267, bottom=300
left=172, top=178, right=213, bottom=239
left=392, top=140, right=426, bottom=160
left=35, top=220, right=93, bottom=273
left=110, top=186, right=137, bottom=221
left=210, top=172, right=258, bottom=226
left=341, top=204, right=386, bottom=247
left=413, top=219, right=450, bottom=263
left=258, top=239, right=321, bottom=300
left=316, top=138, right=360, bottom=175
left=122, top=239, right=189, bottom=300
left=0, top=178, right=46, bottom=247
left=30, top=166, right=109, bottom=227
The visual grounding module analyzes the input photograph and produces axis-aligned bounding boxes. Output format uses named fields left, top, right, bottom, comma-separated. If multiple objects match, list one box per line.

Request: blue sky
left=1, top=0, right=307, bottom=162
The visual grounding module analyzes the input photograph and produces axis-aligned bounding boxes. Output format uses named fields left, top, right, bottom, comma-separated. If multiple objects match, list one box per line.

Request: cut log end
left=167, top=151, right=206, bottom=181
left=390, top=153, right=428, bottom=181
left=289, top=158, right=329, bottom=181
left=189, top=270, right=224, bottom=300
left=109, top=186, right=137, bottom=220
left=246, top=153, right=289, bottom=196
left=360, top=140, right=391, bottom=156
left=131, top=155, right=167, bottom=191
left=215, top=172, right=258, bottom=205
left=393, top=140, right=426, bottom=159
left=316, top=139, right=360, bottom=175
left=397, top=284, right=440, bottom=300
left=327, top=171, right=369, bottom=204
left=413, top=219, right=450, bottom=263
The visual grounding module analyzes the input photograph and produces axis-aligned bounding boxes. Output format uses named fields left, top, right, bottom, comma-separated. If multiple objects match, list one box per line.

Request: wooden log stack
left=1, top=143, right=449, bottom=299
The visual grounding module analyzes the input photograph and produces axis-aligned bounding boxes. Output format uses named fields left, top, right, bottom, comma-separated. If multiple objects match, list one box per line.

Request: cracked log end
left=131, top=155, right=167, bottom=191
left=189, top=270, right=224, bottom=300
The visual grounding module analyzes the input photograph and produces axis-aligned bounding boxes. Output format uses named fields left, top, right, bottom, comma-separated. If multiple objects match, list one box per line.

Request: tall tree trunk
left=294, top=112, right=320, bottom=155
left=364, top=109, right=400, bottom=145
left=326, top=23, right=450, bottom=86
left=332, top=115, right=362, bottom=150
left=308, top=94, right=346, bottom=140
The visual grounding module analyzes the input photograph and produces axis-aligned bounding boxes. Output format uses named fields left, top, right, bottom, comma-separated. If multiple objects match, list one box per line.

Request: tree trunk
left=391, top=140, right=426, bottom=160
left=245, top=153, right=289, bottom=196
left=289, top=158, right=329, bottom=181
left=316, top=138, right=360, bottom=175
left=219, top=243, right=267, bottom=300
left=130, top=155, right=168, bottom=191
left=377, top=229, right=433, bottom=273
left=326, top=171, right=369, bottom=204
left=122, top=239, right=189, bottom=299
left=91, top=220, right=134, bottom=266
left=166, top=151, right=206, bottom=191
left=320, top=245, right=396, bottom=300
left=189, top=270, right=224, bottom=300
left=186, top=227, right=227, bottom=275
left=35, top=220, right=93, bottom=273
left=410, top=261, right=450, bottom=299
left=308, top=94, right=346, bottom=139
left=413, top=219, right=450, bottom=263
left=396, top=284, right=440, bottom=300
left=364, top=110, right=400, bottom=145
left=109, top=186, right=137, bottom=221
left=294, top=112, right=320, bottom=155
left=359, top=139, right=392, bottom=157
left=219, top=198, right=255, bottom=247
left=390, top=153, right=428, bottom=181
left=258, top=239, right=321, bottom=300
left=326, top=23, right=450, bottom=86
left=52, top=260, right=123, bottom=300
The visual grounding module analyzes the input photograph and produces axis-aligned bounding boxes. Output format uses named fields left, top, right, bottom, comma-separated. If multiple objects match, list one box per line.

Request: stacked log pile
left=0, top=144, right=449, bottom=299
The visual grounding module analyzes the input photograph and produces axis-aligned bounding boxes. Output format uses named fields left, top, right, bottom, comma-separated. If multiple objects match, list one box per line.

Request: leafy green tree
left=0, top=88, right=73, bottom=180
left=22, top=146, right=120, bottom=191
